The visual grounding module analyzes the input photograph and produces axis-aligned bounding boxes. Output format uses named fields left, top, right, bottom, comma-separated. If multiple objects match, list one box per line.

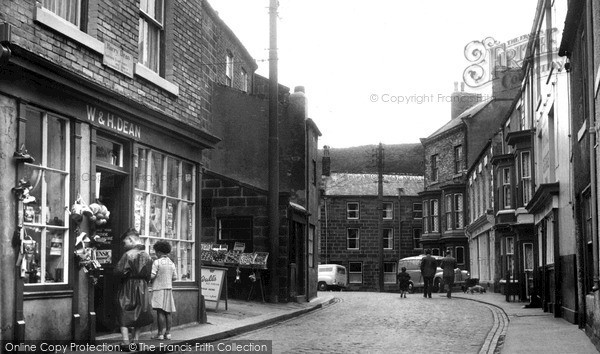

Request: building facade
left=559, top=0, right=600, bottom=346
left=320, top=170, right=424, bottom=292
left=0, top=0, right=318, bottom=342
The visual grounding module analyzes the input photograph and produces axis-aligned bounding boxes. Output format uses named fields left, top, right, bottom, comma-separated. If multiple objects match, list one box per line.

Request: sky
left=208, top=0, right=539, bottom=148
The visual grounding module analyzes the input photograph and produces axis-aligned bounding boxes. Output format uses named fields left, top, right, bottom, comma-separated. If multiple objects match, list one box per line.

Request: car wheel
left=433, top=278, right=441, bottom=293
left=408, top=282, right=414, bottom=294
left=318, top=282, right=328, bottom=291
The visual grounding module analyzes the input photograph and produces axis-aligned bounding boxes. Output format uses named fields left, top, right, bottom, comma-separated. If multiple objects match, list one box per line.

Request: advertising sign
left=201, top=267, right=227, bottom=309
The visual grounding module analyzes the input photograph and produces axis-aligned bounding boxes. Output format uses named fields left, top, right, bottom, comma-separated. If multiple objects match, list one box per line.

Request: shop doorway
left=93, top=168, right=129, bottom=333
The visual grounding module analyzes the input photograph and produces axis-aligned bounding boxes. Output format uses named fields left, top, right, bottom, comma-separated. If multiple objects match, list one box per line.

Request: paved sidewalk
left=90, top=295, right=336, bottom=353
left=452, top=291, right=599, bottom=353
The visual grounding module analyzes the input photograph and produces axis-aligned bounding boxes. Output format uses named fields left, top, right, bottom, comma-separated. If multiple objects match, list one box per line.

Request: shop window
left=383, top=262, right=397, bottom=284
left=383, top=229, right=393, bottom=249
left=347, top=202, right=359, bottom=219
left=413, top=228, right=422, bottom=249
left=96, top=136, right=123, bottom=167
left=382, top=202, right=393, bottom=219
left=455, top=246, right=465, bottom=265
left=348, top=262, right=363, bottom=284
left=347, top=228, right=359, bottom=250
left=139, top=0, right=164, bottom=74
left=412, top=203, right=422, bottom=219
left=217, top=217, right=253, bottom=252
left=134, top=147, right=196, bottom=281
left=21, top=107, right=70, bottom=285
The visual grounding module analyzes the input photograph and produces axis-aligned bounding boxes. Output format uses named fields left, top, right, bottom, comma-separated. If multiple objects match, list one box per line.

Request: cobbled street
left=225, top=291, right=495, bottom=353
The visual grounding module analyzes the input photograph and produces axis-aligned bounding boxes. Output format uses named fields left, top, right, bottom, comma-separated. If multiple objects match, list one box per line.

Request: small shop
left=0, top=63, right=219, bottom=341
left=200, top=242, right=269, bottom=305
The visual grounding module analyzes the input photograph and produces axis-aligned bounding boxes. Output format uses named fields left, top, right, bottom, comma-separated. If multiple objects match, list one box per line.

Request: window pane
left=46, top=230, right=67, bottom=282
left=45, top=171, right=67, bottom=225
left=150, top=152, right=164, bottom=194
left=180, top=242, right=194, bottom=280
left=165, top=199, right=178, bottom=238
left=180, top=202, right=193, bottom=240
left=134, top=191, right=147, bottom=234
left=149, top=195, right=163, bottom=237
left=47, top=115, right=67, bottom=170
left=182, top=162, right=194, bottom=200
left=135, top=148, right=149, bottom=190
left=167, top=158, right=179, bottom=197
left=23, top=227, right=42, bottom=284
left=25, top=109, right=43, bottom=163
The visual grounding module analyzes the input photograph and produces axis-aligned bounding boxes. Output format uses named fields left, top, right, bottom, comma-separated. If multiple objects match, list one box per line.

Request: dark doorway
left=94, top=168, right=128, bottom=333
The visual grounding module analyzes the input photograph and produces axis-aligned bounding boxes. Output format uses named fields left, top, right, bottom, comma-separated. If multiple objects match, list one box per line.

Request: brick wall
left=3, top=0, right=255, bottom=146
left=423, top=130, right=466, bottom=188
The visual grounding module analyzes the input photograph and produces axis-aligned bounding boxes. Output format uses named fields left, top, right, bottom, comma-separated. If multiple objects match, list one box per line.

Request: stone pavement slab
left=452, top=292, right=598, bottom=353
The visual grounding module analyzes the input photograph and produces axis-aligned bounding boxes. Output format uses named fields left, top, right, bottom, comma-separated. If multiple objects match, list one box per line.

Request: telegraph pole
left=268, top=0, right=279, bottom=303
left=377, top=143, right=384, bottom=292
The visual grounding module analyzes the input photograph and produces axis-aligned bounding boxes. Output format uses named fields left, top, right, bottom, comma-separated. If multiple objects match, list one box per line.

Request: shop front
left=0, top=63, right=219, bottom=341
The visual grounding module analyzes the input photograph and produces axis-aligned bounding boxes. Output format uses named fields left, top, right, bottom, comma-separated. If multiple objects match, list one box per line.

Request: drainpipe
left=585, top=0, right=599, bottom=292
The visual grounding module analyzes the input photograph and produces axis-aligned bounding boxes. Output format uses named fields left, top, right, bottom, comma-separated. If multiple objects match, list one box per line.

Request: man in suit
left=420, top=249, right=437, bottom=298
left=441, top=249, right=458, bottom=298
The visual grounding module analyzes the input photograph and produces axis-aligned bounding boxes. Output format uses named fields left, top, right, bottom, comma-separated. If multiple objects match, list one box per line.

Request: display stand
left=247, top=268, right=265, bottom=303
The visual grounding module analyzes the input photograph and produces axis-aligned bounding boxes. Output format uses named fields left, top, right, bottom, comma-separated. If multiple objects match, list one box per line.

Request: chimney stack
left=322, top=145, right=331, bottom=177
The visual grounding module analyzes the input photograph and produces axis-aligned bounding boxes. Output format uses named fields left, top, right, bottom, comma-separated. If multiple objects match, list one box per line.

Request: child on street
left=151, top=240, right=177, bottom=340
left=397, top=267, right=411, bottom=298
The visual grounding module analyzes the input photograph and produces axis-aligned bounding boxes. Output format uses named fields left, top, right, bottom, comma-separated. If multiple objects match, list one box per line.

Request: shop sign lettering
left=86, top=105, right=141, bottom=139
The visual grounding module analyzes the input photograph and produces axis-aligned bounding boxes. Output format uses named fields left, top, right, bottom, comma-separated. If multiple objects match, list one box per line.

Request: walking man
left=441, top=249, right=458, bottom=298
left=420, top=249, right=437, bottom=298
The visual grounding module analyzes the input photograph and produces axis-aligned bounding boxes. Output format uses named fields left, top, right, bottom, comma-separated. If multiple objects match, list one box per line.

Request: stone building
left=320, top=153, right=424, bottom=291
left=419, top=80, right=518, bottom=269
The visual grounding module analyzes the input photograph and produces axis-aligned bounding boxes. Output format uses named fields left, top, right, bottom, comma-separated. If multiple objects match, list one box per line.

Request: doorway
left=93, top=168, right=128, bottom=332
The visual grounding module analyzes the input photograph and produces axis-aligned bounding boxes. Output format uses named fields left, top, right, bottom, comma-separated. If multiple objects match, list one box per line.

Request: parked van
left=318, top=264, right=348, bottom=291
left=398, top=255, right=470, bottom=293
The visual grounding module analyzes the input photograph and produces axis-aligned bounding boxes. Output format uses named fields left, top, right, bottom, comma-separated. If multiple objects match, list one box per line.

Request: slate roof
left=426, top=98, right=493, bottom=139
left=322, top=173, right=424, bottom=197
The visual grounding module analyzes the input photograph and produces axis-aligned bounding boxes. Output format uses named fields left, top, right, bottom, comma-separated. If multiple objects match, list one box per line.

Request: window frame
left=347, top=202, right=359, bottom=220
left=454, top=145, right=463, bottom=173
left=456, top=246, right=465, bottom=265
left=134, top=147, right=196, bottom=282
left=521, top=151, right=532, bottom=205
left=412, top=203, right=422, bottom=219
left=454, top=193, right=463, bottom=229
left=383, top=228, right=393, bottom=250
left=382, top=202, right=393, bottom=220
left=430, top=199, right=439, bottom=232
left=383, top=262, right=397, bottom=284
left=226, top=52, right=234, bottom=86
left=431, top=154, right=438, bottom=182
left=21, top=107, right=71, bottom=287
left=347, top=228, right=359, bottom=250
left=412, top=228, right=422, bottom=249
left=241, top=68, right=248, bottom=92
left=138, top=0, right=165, bottom=74
left=422, top=199, right=429, bottom=233
left=445, top=194, right=453, bottom=231
left=502, top=167, right=512, bottom=209
left=348, top=262, right=363, bottom=284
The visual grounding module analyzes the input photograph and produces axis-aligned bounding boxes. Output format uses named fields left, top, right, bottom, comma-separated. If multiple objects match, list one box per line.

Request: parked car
left=398, top=255, right=470, bottom=293
left=318, top=264, right=348, bottom=291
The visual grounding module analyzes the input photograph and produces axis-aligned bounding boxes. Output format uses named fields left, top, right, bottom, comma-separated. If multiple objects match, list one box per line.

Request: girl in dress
left=151, top=240, right=177, bottom=340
